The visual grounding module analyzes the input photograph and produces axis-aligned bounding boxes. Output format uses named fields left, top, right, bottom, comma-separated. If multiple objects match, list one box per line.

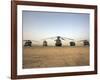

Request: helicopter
left=42, top=36, right=74, bottom=47
left=43, top=40, right=48, bottom=46
left=78, top=40, right=89, bottom=46
left=23, top=40, right=38, bottom=47
left=60, top=36, right=75, bottom=46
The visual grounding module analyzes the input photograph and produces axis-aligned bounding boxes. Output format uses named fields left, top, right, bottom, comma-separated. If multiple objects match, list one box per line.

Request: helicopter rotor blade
left=31, top=40, right=39, bottom=42
left=41, top=36, right=58, bottom=40
left=77, top=40, right=89, bottom=42
left=60, top=37, right=65, bottom=40
left=23, top=40, right=38, bottom=42
left=62, top=37, right=74, bottom=40
left=41, top=36, right=74, bottom=41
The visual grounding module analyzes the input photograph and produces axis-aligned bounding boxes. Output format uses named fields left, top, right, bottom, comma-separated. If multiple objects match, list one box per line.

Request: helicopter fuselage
left=55, top=38, right=62, bottom=46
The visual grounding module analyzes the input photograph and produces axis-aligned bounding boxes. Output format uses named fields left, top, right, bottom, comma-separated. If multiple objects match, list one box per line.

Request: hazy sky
left=22, top=11, right=90, bottom=45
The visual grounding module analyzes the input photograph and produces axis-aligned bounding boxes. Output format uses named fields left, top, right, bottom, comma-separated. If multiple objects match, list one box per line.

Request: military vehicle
left=23, top=40, right=38, bottom=47
left=24, top=40, right=32, bottom=47
left=78, top=40, right=89, bottom=46
left=70, top=41, right=76, bottom=46
left=42, top=36, right=74, bottom=47
left=43, top=40, right=48, bottom=46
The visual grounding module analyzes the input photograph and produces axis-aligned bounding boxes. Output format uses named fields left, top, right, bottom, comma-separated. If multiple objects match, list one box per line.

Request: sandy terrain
left=23, top=46, right=89, bottom=69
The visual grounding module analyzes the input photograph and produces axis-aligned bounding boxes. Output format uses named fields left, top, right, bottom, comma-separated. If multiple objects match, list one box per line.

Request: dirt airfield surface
left=23, top=46, right=89, bottom=69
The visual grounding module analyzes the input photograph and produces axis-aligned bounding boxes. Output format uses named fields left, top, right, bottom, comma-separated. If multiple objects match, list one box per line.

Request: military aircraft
left=23, top=40, right=38, bottom=47
left=78, top=40, right=89, bottom=46
left=42, top=36, right=74, bottom=47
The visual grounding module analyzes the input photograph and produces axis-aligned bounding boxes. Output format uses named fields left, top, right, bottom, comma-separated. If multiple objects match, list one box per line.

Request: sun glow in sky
left=22, top=11, right=90, bottom=45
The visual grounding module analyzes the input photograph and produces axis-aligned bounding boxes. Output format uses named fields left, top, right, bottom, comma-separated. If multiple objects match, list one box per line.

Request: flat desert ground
left=23, top=46, right=89, bottom=69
